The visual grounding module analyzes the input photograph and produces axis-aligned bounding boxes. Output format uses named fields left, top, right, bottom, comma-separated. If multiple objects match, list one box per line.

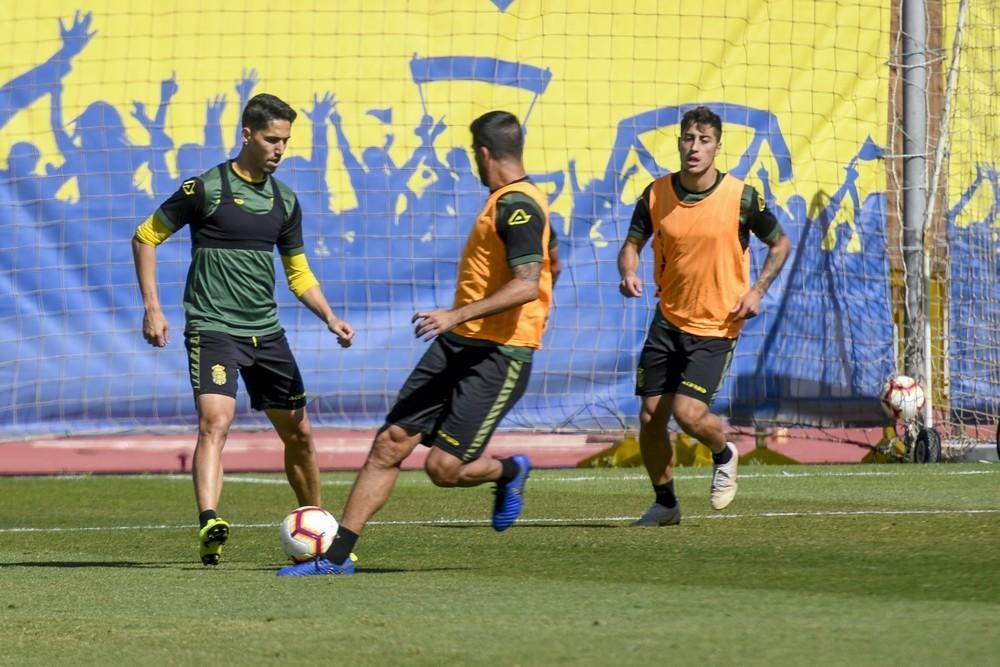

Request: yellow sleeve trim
left=281, top=253, right=320, bottom=298
left=134, top=213, right=174, bottom=246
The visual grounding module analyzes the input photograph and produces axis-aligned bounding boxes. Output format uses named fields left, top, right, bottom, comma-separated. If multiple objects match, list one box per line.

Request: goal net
left=0, top=1, right=995, bottom=455
left=921, top=0, right=1000, bottom=456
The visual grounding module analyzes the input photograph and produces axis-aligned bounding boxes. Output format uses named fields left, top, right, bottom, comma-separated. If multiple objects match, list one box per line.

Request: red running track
left=0, top=429, right=869, bottom=476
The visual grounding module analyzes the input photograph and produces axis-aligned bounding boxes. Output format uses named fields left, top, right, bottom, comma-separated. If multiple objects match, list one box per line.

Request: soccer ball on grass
left=279, top=506, right=338, bottom=563
left=880, top=375, right=925, bottom=421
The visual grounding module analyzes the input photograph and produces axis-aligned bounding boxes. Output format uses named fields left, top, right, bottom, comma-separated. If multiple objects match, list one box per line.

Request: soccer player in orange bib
left=279, top=110, right=556, bottom=576
left=618, top=105, right=790, bottom=525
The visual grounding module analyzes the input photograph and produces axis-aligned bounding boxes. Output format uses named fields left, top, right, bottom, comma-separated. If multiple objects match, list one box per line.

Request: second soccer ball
left=880, top=375, right=925, bottom=421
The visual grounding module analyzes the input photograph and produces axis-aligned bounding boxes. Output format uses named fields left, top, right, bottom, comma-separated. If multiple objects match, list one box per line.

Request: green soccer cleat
left=198, top=517, right=231, bottom=566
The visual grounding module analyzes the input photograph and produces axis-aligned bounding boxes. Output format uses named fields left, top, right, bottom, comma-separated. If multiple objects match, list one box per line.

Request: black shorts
left=387, top=335, right=532, bottom=462
left=185, top=329, right=306, bottom=411
left=635, top=319, right=736, bottom=405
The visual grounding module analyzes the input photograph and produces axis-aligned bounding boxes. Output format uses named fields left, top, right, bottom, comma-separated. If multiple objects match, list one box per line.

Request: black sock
left=653, top=481, right=677, bottom=508
left=498, top=457, right=519, bottom=483
left=325, top=527, right=359, bottom=564
left=199, top=509, right=218, bottom=528
left=712, top=444, right=733, bottom=465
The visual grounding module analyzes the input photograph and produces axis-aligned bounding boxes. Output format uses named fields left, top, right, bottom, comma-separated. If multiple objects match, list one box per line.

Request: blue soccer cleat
left=276, top=553, right=357, bottom=577
left=492, top=454, right=531, bottom=532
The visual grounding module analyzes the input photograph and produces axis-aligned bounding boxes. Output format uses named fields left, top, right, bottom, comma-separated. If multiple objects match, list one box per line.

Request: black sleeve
left=276, top=196, right=305, bottom=255
left=627, top=183, right=655, bottom=241
left=495, top=192, right=546, bottom=266
left=743, top=185, right=784, bottom=244
left=156, top=177, right=205, bottom=231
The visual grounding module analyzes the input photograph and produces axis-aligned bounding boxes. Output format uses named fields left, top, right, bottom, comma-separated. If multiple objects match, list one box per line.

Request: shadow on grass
left=0, top=560, right=188, bottom=568
left=253, top=565, right=469, bottom=574
left=1, top=561, right=469, bottom=574
left=430, top=522, right=622, bottom=529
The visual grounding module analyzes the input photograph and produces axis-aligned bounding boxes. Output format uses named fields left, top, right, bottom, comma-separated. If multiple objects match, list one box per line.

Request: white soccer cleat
left=710, top=442, right=739, bottom=510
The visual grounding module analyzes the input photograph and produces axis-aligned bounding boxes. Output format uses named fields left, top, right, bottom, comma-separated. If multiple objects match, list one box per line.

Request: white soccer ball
left=880, top=375, right=925, bottom=421
left=279, top=506, right=339, bottom=563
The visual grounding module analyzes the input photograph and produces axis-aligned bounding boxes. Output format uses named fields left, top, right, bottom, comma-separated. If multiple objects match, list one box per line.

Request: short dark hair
left=680, top=105, right=722, bottom=140
left=242, top=94, right=297, bottom=131
left=470, top=110, right=523, bottom=160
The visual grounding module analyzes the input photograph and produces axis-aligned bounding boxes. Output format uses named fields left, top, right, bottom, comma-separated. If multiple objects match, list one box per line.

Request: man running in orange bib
left=618, top=105, right=790, bottom=526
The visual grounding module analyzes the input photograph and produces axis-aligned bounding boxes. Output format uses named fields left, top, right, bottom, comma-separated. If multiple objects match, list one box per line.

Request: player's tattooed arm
left=752, top=231, right=790, bottom=296
left=512, top=260, right=541, bottom=283
left=731, top=230, right=790, bottom=320
left=413, top=261, right=542, bottom=340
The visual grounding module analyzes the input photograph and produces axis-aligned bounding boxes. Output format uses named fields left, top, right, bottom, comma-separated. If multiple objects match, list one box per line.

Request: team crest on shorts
left=636, top=366, right=645, bottom=389
left=211, top=364, right=227, bottom=386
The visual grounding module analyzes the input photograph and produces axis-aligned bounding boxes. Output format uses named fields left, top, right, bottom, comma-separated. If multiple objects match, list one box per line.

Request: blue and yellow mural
left=0, top=1, right=995, bottom=437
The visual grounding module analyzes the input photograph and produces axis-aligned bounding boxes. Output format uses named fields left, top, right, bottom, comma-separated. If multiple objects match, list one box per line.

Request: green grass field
left=1, top=464, right=998, bottom=666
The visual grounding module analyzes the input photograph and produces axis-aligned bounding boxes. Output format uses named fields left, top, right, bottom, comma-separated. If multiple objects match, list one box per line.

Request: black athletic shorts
left=185, top=329, right=306, bottom=411
left=387, top=335, right=532, bottom=462
left=635, top=318, right=737, bottom=405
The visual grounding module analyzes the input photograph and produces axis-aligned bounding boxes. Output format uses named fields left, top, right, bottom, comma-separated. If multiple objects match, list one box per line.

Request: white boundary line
left=2, top=468, right=996, bottom=534
left=1, top=467, right=996, bottom=484
left=544, top=469, right=999, bottom=482
left=2, top=508, right=998, bottom=534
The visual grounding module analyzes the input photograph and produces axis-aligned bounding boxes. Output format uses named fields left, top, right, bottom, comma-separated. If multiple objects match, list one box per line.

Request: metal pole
left=921, top=0, right=970, bottom=430
left=901, top=0, right=928, bottom=386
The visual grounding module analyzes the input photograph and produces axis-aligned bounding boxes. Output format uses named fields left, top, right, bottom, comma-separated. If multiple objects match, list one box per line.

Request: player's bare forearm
left=297, top=284, right=334, bottom=323
left=131, top=236, right=161, bottom=312
left=298, top=285, right=354, bottom=347
left=132, top=236, right=169, bottom=346
left=549, top=246, right=562, bottom=288
left=451, top=262, right=540, bottom=322
left=617, top=237, right=643, bottom=277
left=752, top=232, right=790, bottom=296
left=413, top=262, right=541, bottom=340
left=617, top=237, right=645, bottom=297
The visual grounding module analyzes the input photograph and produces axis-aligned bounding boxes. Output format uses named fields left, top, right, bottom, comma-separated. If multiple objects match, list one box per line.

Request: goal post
left=890, top=0, right=1000, bottom=459
left=933, top=0, right=1000, bottom=455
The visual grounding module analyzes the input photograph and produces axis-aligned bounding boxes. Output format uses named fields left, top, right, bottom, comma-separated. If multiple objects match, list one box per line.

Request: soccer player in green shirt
left=132, top=93, right=354, bottom=565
